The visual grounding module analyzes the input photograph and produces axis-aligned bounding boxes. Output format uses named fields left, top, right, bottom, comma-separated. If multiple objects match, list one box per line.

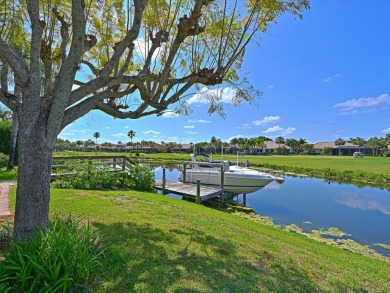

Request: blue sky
left=59, top=0, right=390, bottom=145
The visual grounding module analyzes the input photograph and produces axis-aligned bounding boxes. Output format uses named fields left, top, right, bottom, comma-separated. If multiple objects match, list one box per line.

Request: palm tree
left=127, top=130, right=136, bottom=146
left=285, top=138, right=299, bottom=153
left=275, top=136, right=285, bottom=148
left=93, top=132, right=100, bottom=145
left=255, top=138, right=266, bottom=154
left=297, top=138, right=307, bottom=153
left=350, top=137, right=366, bottom=152
left=334, top=138, right=346, bottom=155
left=210, top=136, right=218, bottom=154
left=366, top=137, right=383, bottom=156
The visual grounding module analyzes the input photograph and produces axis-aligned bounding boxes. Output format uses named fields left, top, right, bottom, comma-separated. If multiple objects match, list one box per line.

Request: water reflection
left=335, top=191, right=390, bottom=215
left=153, top=166, right=390, bottom=257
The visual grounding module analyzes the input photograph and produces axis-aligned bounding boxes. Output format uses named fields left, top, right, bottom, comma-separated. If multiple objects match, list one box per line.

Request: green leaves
left=0, top=215, right=104, bottom=292
left=126, top=164, right=155, bottom=192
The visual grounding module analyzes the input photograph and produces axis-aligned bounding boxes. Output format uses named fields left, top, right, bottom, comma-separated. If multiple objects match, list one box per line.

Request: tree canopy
left=0, top=0, right=309, bottom=239
left=1, top=0, right=309, bottom=135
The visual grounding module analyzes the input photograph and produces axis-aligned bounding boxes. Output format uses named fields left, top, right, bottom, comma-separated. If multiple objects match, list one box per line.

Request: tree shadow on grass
left=93, top=221, right=321, bottom=292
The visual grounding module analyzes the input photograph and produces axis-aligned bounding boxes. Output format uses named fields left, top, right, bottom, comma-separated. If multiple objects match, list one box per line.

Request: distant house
left=86, top=145, right=97, bottom=151
left=249, top=141, right=291, bottom=155
left=312, top=142, right=372, bottom=155
left=228, top=141, right=291, bottom=155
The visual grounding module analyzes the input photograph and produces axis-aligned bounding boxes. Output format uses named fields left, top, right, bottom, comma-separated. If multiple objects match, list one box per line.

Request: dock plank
left=155, top=180, right=222, bottom=202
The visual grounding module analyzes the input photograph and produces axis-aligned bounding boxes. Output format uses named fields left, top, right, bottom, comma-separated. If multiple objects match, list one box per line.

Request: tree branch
left=0, top=90, right=21, bottom=111
left=51, top=7, right=70, bottom=64
left=0, top=37, right=29, bottom=86
left=27, top=0, right=44, bottom=95
left=95, top=100, right=161, bottom=119
left=68, top=75, right=145, bottom=106
left=47, top=0, right=87, bottom=147
left=100, top=0, right=148, bottom=77
left=156, top=0, right=211, bottom=97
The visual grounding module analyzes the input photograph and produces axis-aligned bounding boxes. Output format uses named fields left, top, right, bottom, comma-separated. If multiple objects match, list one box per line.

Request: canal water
left=153, top=166, right=390, bottom=257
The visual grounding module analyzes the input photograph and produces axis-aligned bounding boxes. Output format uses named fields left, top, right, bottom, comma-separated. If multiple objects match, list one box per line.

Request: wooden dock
left=155, top=180, right=223, bottom=203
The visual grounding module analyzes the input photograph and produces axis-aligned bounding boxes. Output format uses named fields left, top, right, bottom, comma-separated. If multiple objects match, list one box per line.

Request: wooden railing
left=51, top=155, right=136, bottom=179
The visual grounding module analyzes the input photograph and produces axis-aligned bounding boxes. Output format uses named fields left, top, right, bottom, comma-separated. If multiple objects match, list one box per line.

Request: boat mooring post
left=220, top=165, right=225, bottom=191
left=162, top=168, right=166, bottom=195
left=122, top=156, right=126, bottom=171
left=183, top=162, right=187, bottom=183
left=196, top=179, right=201, bottom=204
left=243, top=193, right=247, bottom=206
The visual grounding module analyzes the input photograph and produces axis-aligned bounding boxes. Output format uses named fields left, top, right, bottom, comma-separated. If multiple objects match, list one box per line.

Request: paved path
left=0, top=181, right=16, bottom=220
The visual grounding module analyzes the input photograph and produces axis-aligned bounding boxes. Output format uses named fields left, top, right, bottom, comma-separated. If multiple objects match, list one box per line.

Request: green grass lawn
left=7, top=187, right=390, bottom=292
left=0, top=167, right=17, bottom=181
left=241, top=154, right=390, bottom=174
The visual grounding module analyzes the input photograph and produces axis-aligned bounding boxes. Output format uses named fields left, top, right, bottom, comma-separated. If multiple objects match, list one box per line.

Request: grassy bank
left=0, top=167, right=17, bottom=181
left=7, top=187, right=390, bottom=292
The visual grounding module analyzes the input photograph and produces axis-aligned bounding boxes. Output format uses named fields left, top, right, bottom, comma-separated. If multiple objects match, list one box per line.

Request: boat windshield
left=195, top=154, right=210, bottom=162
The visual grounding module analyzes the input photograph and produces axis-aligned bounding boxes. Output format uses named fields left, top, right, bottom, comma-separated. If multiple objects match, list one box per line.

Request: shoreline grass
left=0, top=167, right=17, bottom=181
left=5, top=187, right=390, bottom=292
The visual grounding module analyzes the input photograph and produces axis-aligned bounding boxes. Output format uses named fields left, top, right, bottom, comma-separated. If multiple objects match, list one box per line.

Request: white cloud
left=236, top=123, right=251, bottom=130
left=186, top=131, right=198, bottom=134
left=188, top=119, right=211, bottom=123
left=112, top=133, right=127, bottom=137
left=69, top=129, right=89, bottom=134
left=161, top=112, right=179, bottom=118
left=252, top=115, right=280, bottom=126
left=133, top=37, right=167, bottom=61
left=262, top=126, right=296, bottom=136
left=143, top=130, right=160, bottom=135
left=105, top=127, right=110, bottom=129
left=263, top=126, right=283, bottom=133
left=227, top=134, right=247, bottom=142
left=187, top=87, right=237, bottom=104
left=267, top=84, right=274, bottom=89
left=337, top=110, right=358, bottom=116
left=124, top=126, right=129, bottom=128
left=184, top=125, right=195, bottom=129
left=381, top=128, right=390, bottom=134
left=322, top=73, right=342, bottom=83
left=333, top=93, right=390, bottom=113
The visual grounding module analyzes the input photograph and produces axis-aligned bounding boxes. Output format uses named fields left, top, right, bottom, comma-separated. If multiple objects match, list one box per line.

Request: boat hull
left=178, top=168, right=275, bottom=194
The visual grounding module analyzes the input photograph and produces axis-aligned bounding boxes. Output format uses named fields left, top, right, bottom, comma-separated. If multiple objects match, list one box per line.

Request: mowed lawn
left=239, top=155, right=390, bottom=174
left=6, top=187, right=390, bottom=292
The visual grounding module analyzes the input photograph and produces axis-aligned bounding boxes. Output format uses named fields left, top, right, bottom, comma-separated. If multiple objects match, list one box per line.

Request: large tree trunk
left=13, top=113, right=52, bottom=240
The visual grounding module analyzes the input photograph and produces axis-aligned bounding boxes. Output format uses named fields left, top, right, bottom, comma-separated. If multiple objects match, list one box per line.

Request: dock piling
left=162, top=168, right=166, bottom=195
left=196, top=179, right=201, bottom=204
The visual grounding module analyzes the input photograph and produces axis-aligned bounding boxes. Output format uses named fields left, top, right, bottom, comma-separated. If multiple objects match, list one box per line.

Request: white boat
left=177, top=154, right=278, bottom=193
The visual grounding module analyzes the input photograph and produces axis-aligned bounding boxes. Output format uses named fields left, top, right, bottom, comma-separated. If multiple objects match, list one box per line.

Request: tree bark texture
left=13, top=112, right=52, bottom=240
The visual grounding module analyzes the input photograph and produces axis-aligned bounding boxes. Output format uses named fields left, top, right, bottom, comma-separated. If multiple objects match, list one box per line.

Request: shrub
left=126, top=164, right=155, bottom=192
left=0, top=152, right=8, bottom=167
left=51, top=159, right=125, bottom=190
left=0, top=121, right=11, bottom=156
left=0, top=215, right=104, bottom=292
